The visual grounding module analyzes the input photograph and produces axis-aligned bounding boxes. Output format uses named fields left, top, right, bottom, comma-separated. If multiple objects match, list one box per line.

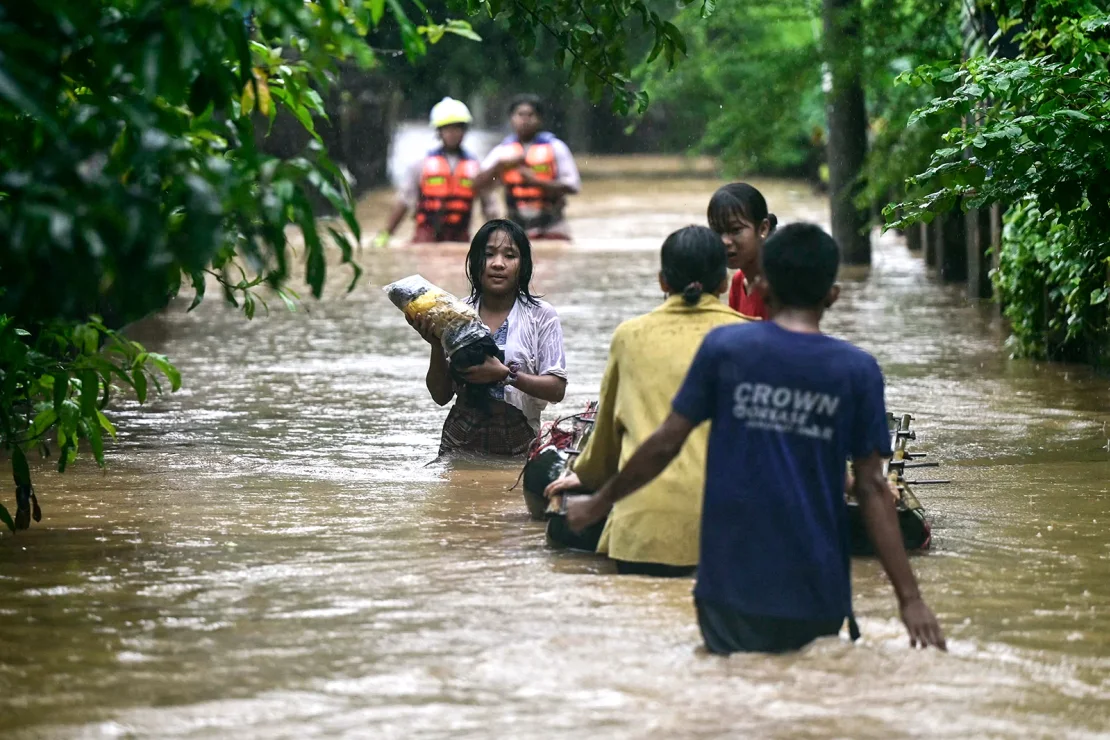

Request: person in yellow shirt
left=545, top=225, right=751, bottom=576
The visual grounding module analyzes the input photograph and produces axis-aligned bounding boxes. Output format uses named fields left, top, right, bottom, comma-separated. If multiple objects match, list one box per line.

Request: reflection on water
left=2, top=174, right=1110, bottom=738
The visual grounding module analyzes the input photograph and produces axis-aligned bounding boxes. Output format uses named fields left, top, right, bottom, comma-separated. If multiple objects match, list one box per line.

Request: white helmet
left=429, top=97, right=472, bottom=128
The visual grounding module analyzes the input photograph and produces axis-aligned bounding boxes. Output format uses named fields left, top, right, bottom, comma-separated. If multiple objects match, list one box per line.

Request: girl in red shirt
left=706, top=183, right=777, bottom=320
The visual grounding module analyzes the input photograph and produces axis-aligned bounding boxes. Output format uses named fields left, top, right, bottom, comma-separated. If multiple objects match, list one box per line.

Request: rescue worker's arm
left=854, top=452, right=946, bottom=650
left=379, top=201, right=408, bottom=239
left=518, top=139, right=579, bottom=196
left=517, top=170, right=575, bottom=197
left=407, top=314, right=454, bottom=406
left=375, top=160, right=422, bottom=246
left=565, top=412, right=695, bottom=531
left=473, top=147, right=524, bottom=191
left=478, top=187, right=498, bottom=220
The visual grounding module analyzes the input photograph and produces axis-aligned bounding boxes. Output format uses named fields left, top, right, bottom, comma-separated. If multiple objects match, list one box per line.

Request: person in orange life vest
left=375, top=98, right=495, bottom=246
left=707, top=183, right=778, bottom=320
left=473, top=94, right=580, bottom=241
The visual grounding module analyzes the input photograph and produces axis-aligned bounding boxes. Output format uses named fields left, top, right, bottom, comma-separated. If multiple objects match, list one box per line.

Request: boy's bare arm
left=565, top=412, right=695, bottom=531
left=854, top=452, right=947, bottom=650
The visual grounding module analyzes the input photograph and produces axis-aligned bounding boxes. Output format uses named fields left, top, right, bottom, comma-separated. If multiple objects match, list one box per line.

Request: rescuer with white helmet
left=375, top=97, right=495, bottom=246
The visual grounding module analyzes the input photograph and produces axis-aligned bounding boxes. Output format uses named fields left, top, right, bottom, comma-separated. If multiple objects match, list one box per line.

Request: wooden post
left=939, top=211, right=968, bottom=283
left=966, top=207, right=993, bottom=299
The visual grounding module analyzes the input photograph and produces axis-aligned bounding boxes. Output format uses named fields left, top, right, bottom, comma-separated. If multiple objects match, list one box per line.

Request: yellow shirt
left=572, top=294, right=748, bottom=567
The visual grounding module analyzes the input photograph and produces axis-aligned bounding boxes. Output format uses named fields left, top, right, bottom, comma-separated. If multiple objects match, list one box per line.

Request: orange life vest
left=500, top=135, right=560, bottom=228
left=416, top=150, right=479, bottom=237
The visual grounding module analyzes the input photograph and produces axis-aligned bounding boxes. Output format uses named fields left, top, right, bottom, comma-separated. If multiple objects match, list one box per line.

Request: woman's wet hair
left=707, top=182, right=778, bottom=235
left=508, top=93, right=544, bottom=118
left=466, top=219, right=540, bottom=305
left=660, top=225, right=729, bottom=305
left=761, top=223, right=840, bottom=308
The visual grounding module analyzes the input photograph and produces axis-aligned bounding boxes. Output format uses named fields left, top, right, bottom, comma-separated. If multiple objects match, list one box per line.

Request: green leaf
left=420, top=23, right=446, bottom=44
left=79, top=370, right=99, bottom=416
left=269, top=87, right=321, bottom=142
left=188, top=270, right=207, bottom=311
left=28, top=408, right=57, bottom=441
left=87, top=417, right=105, bottom=466
left=11, top=447, right=31, bottom=488
left=96, top=410, right=117, bottom=439
left=225, top=10, right=253, bottom=88
left=149, top=354, right=182, bottom=392
left=370, top=0, right=386, bottom=25
left=0, top=503, right=15, bottom=534
left=52, top=372, right=68, bottom=415
left=444, top=19, right=482, bottom=41
left=1092, top=287, right=1109, bottom=306
left=133, top=369, right=148, bottom=404
left=663, top=22, right=687, bottom=56
left=1059, top=109, right=1093, bottom=121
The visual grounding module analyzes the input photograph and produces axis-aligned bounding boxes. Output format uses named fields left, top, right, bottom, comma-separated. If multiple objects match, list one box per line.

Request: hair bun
left=767, top=213, right=779, bottom=232
left=682, top=281, right=704, bottom=305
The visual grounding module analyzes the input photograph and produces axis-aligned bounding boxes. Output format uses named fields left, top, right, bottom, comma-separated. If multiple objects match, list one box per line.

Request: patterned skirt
left=439, top=400, right=536, bottom=457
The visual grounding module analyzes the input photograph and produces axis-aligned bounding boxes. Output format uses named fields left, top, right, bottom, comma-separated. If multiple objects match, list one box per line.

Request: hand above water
left=900, top=596, right=947, bottom=651
left=544, top=472, right=583, bottom=500
left=498, top=152, right=527, bottom=172
left=406, top=313, right=438, bottom=345
left=565, top=492, right=611, bottom=533
left=459, top=356, right=511, bottom=385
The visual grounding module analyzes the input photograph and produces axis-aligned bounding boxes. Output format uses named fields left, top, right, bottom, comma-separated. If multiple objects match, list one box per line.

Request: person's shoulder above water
left=519, top=296, right=560, bottom=320
left=701, top=317, right=766, bottom=344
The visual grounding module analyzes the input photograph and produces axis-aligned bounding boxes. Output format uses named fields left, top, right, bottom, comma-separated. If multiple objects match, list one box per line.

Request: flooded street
left=2, top=170, right=1110, bottom=738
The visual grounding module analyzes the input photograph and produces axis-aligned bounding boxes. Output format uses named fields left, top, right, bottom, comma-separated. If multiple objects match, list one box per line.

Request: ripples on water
left=2, top=175, right=1109, bottom=738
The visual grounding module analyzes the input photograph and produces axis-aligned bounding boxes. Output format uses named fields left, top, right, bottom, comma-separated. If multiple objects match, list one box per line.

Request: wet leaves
left=888, top=2, right=1110, bottom=364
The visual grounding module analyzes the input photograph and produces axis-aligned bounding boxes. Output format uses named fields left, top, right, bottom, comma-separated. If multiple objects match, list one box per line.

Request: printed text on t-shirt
left=732, top=383, right=839, bottom=441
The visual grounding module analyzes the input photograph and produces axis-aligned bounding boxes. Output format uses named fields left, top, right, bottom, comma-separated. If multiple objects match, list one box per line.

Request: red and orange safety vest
left=416, top=149, right=480, bottom=237
left=500, top=133, right=560, bottom=228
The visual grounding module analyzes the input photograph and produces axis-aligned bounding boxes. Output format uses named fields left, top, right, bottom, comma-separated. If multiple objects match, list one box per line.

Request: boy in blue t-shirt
left=566, top=223, right=946, bottom=654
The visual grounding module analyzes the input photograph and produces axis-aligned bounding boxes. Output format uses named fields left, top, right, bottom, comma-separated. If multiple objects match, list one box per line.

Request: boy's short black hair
left=508, top=94, right=544, bottom=117
left=761, top=223, right=840, bottom=308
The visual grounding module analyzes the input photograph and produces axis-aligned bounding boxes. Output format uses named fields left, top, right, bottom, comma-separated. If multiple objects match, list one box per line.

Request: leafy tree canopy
left=0, top=0, right=700, bottom=532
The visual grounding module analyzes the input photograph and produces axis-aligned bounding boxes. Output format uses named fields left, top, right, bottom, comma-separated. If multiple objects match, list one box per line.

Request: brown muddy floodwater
left=2, top=171, right=1110, bottom=739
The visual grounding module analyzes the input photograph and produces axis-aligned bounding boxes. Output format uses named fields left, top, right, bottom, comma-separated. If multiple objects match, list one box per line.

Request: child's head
left=760, top=223, right=840, bottom=311
left=658, top=225, right=730, bottom=305
left=467, top=219, right=540, bottom=305
left=707, top=183, right=777, bottom=274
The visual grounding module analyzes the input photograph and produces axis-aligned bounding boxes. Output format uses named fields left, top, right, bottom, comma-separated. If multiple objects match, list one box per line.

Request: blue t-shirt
left=672, top=321, right=893, bottom=621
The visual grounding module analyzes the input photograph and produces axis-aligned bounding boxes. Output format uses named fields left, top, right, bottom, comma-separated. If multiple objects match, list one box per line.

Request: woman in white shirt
left=409, top=219, right=568, bottom=456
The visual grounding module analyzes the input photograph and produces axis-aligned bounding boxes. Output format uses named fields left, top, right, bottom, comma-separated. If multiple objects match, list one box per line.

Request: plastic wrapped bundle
left=384, top=275, right=491, bottom=359
left=384, top=275, right=504, bottom=408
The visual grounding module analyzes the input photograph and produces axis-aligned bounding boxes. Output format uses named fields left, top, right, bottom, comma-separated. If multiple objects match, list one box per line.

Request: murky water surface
left=3, top=173, right=1110, bottom=738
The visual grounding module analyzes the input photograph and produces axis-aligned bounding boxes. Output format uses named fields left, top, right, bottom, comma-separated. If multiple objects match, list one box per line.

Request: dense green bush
left=890, top=1, right=1110, bottom=365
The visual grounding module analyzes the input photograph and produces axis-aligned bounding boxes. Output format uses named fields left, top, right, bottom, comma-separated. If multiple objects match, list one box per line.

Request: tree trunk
left=939, top=211, right=968, bottom=283
left=966, top=207, right=993, bottom=299
left=822, top=0, right=870, bottom=265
